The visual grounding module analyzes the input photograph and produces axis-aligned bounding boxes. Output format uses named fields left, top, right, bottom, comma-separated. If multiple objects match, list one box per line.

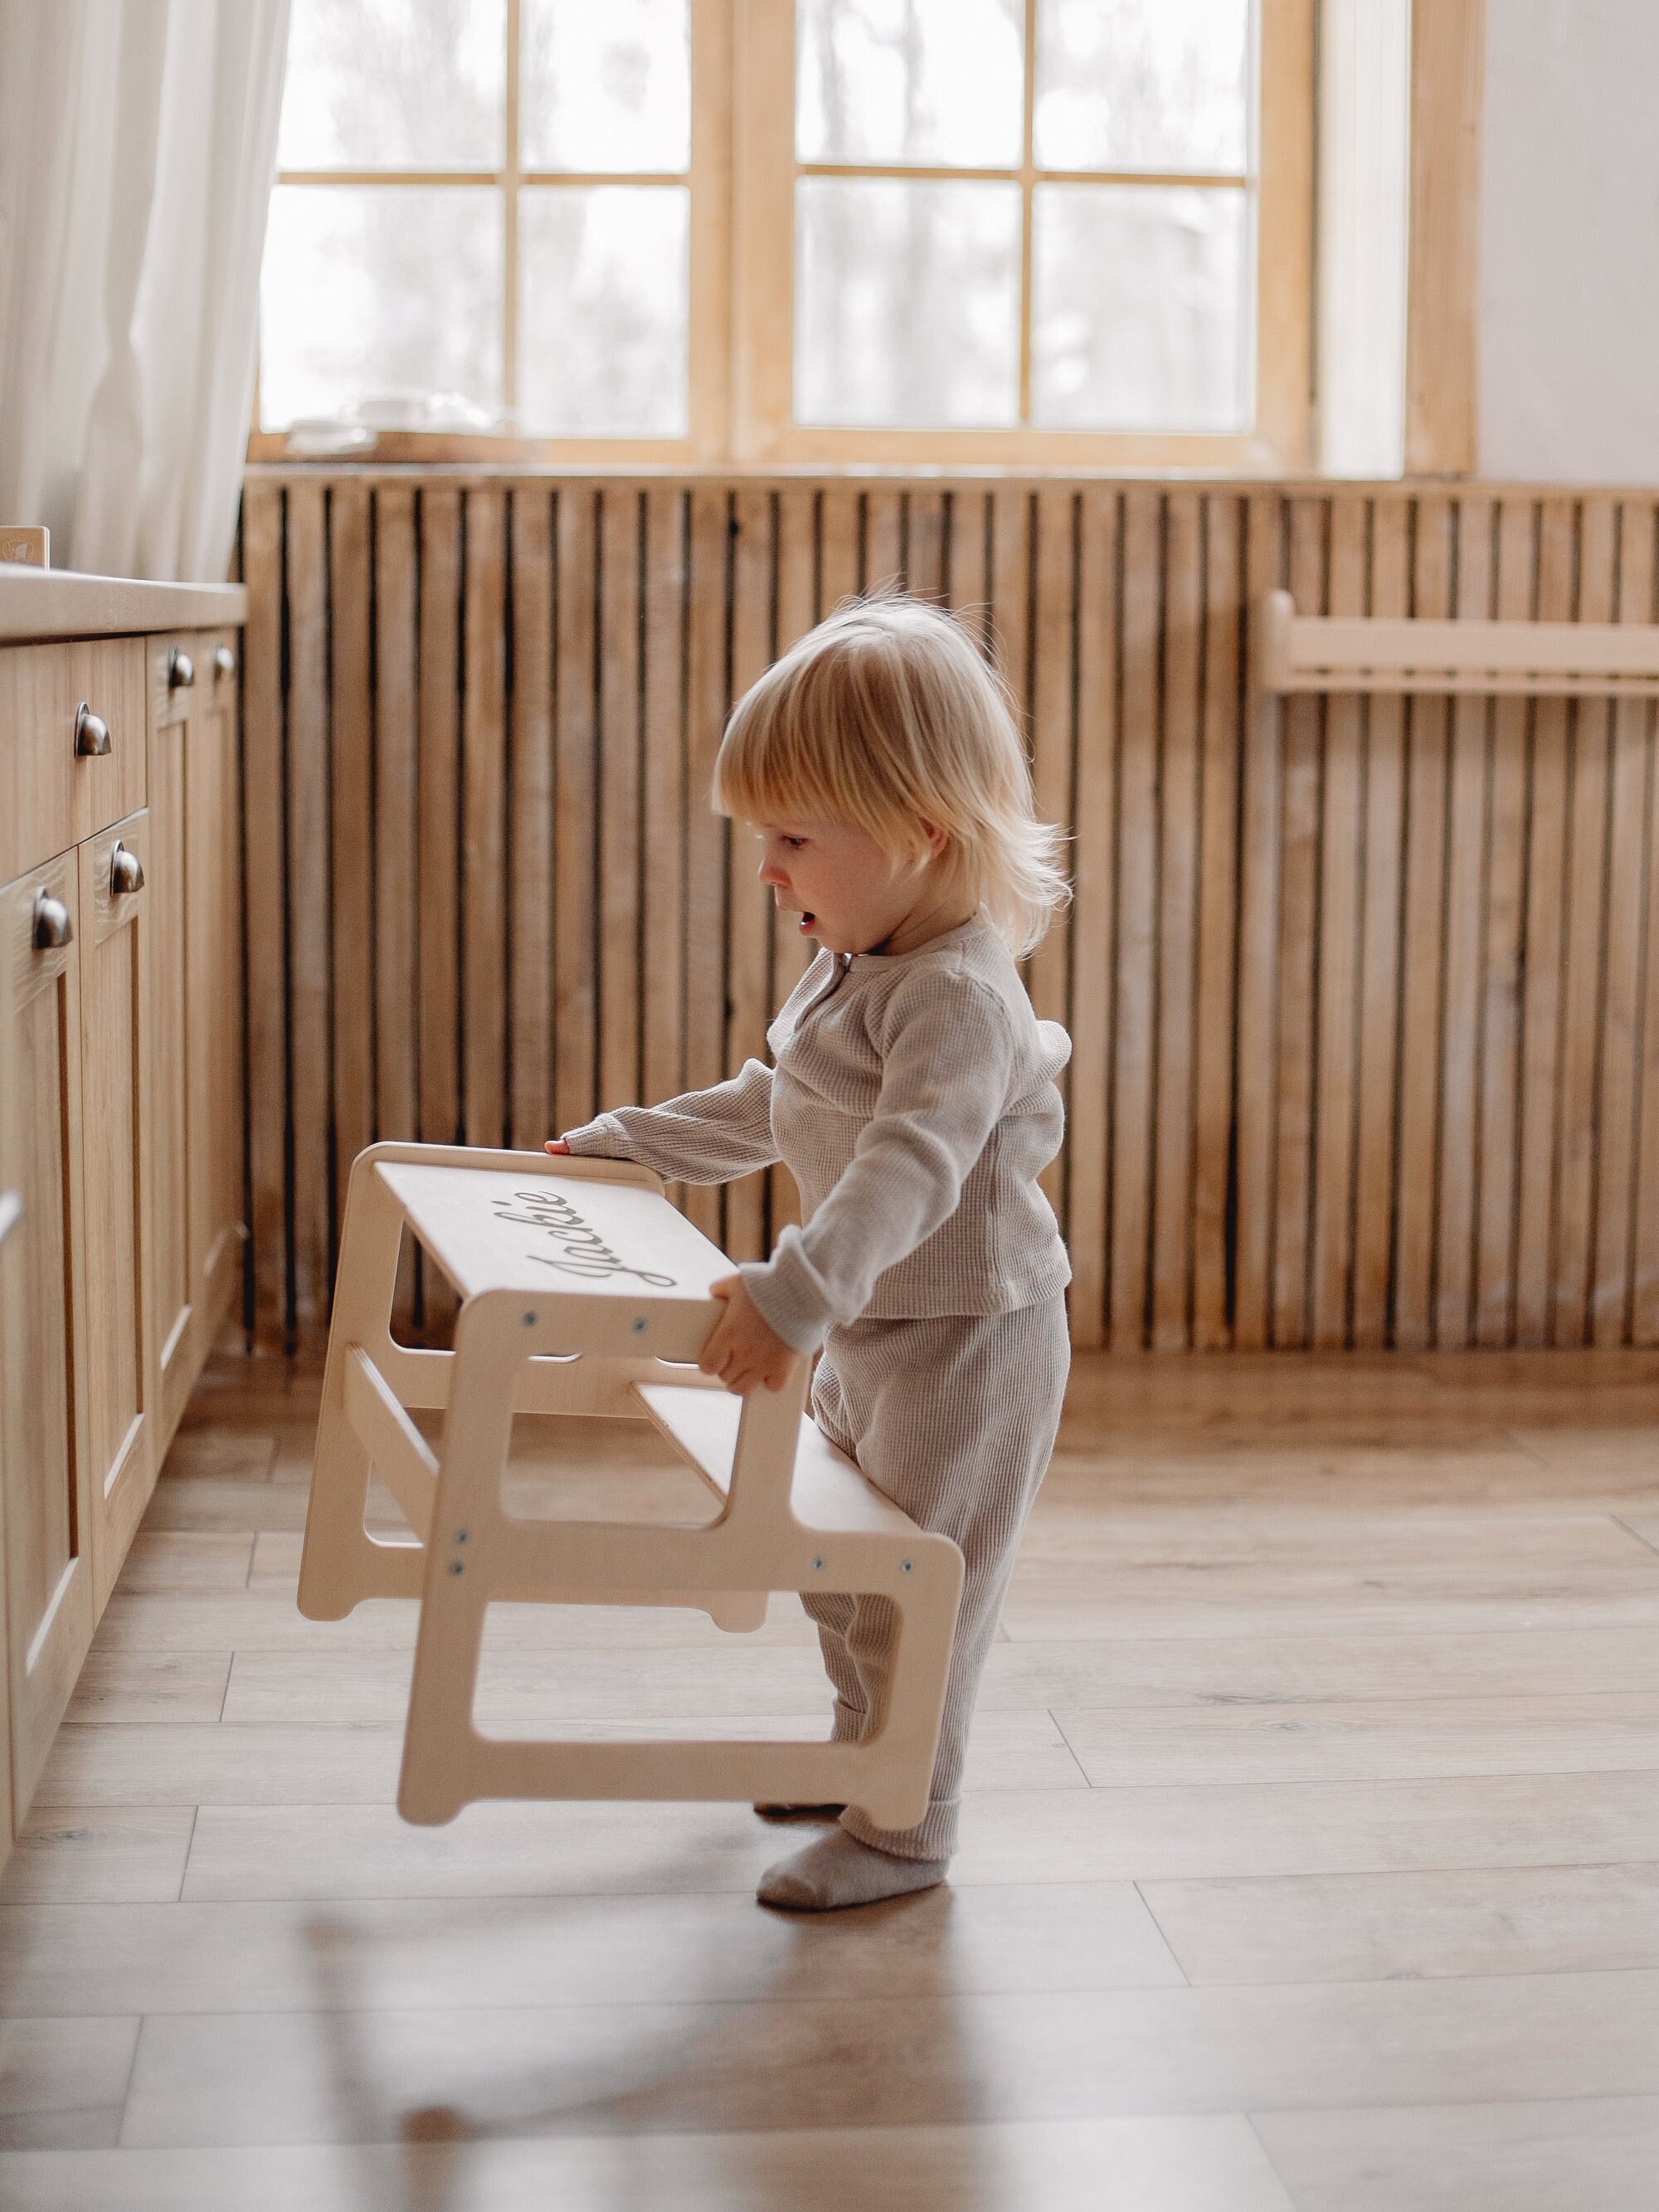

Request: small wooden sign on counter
left=0, top=526, right=48, bottom=568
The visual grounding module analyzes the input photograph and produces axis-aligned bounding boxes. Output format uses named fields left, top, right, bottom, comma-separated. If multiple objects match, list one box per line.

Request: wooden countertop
left=0, top=568, right=247, bottom=643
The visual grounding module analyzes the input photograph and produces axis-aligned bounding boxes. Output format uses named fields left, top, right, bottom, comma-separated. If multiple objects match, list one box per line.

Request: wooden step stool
left=299, top=1143, right=965, bottom=1830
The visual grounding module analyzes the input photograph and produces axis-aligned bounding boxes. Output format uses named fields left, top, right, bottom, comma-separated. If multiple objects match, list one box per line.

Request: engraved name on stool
left=491, top=1188, right=678, bottom=1287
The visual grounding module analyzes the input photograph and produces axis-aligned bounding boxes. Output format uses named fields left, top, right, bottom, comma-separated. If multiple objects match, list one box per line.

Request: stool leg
left=399, top=1303, right=521, bottom=1824
left=844, top=1538, right=965, bottom=1833
left=299, top=1162, right=418, bottom=1620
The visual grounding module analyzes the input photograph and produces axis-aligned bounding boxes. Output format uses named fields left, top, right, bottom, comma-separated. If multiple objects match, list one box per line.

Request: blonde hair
left=713, top=594, right=1070, bottom=957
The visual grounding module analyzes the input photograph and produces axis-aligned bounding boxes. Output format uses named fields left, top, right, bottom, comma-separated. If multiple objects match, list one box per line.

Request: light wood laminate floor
left=3, top=1347, right=1659, bottom=2210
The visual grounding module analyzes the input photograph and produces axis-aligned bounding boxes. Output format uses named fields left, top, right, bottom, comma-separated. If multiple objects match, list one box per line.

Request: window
left=253, top=0, right=1311, bottom=467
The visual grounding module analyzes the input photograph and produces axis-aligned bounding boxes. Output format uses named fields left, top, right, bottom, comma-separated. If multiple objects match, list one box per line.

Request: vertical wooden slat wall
left=238, top=472, right=1659, bottom=1357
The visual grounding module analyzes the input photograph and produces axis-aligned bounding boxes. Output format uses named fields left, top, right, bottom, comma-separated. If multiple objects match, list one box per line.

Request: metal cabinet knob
left=213, top=644, right=236, bottom=679
left=74, top=703, right=110, bottom=757
left=110, top=840, right=145, bottom=895
left=32, top=892, right=72, bottom=949
left=168, top=648, right=195, bottom=689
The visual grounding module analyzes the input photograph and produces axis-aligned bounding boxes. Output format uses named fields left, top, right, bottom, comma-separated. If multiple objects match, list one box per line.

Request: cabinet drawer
left=149, top=630, right=237, bottom=732
left=0, top=640, right=147, bottom=883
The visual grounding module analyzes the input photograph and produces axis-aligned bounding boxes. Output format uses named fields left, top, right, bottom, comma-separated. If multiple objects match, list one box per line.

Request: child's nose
left=758, top=855, right=786, bottom=887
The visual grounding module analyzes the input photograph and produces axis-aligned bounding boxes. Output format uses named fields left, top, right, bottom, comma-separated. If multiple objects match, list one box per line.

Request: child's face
left=752, top=816, right=945, bottom=956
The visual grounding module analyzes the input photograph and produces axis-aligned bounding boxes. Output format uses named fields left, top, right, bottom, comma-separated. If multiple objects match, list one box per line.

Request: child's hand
left=544, top=1139, right=571, bottom=1154
left=700, top=1274, right=800, bottom=1397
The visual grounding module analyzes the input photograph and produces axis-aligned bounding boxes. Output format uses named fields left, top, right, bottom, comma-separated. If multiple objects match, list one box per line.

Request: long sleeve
left=739, top=972, right=1016, bottom=1352
left=560, top=1058, right=780, bottom=1186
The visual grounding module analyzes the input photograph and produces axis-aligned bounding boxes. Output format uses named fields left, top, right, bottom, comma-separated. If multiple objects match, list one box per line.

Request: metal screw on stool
left=631, top=1317, right=648, bottom=1334
left=449, top=1562, right=465, bottom=1576
left=522, top=1312, right=536, bottom=1328
left=901, top=1560, right=913, bottom=1573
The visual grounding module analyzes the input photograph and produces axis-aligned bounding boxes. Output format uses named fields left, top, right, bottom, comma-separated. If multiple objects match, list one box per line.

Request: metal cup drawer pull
left=110, top=840, right=145, bottom=895
left=168, top=647, right=195, bottom=689
left=32, top=891, right=72, bottom=949
left=213, top=644, right=236, bottom=679
left=73, top=702, right=110, bottom=757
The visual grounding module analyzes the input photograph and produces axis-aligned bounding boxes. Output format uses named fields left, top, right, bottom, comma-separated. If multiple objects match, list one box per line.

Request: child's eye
left=781, top=836, right=806, bottom=850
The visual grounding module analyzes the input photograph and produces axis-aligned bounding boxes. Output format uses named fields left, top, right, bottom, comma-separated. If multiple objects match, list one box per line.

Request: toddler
left=548, top=594, right=1072, bottom=1912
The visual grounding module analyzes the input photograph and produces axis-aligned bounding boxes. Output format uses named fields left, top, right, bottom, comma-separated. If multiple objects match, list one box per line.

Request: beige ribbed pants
left=803, top=1294, right=1071, bottom=1861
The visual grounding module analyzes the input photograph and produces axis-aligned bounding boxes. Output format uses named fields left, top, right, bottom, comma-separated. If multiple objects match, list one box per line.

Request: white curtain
left=0, top=0, right=289, bottom=583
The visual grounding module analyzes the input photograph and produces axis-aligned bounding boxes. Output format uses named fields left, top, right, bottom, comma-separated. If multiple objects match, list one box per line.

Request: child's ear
left=920, top=821, right=950, bottom=861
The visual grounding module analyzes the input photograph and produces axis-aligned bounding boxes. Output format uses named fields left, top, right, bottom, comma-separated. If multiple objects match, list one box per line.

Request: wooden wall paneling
left=1632, top=504, right=1659, bottom=1342
left=1350, top=499, right=1410, bottom=1346
left=768, top=488, right=818, bottom=1243
left=552, top=485, right=598, bottom=1143
left=1551, top=498, right=1618, bottom=1343
left=1513, top=498, right=1577, bottom=1343
left=1233, top=491, right=1287, bottom=1349
left=864, top=489, right=902, bottom=592
left=415, top=489, right=463, bottom=1336
left=681, top=487, right=730, bottom=1244
left=1028, top=489, right=1076, bottom=1230
left=1110, top=489, right=1161, bottom=1347
left=1472, top=498, right=1530, bottom=1344
left=240, top=482, right=286, bottom=1347
left=1391, top=495, right=1453, bottom=1349
left=1594, top=502, right=1657, bottom=1343
left=508, top=487, right=555, bottom=1151
left=1433, top=490, right=1491, bottom=1349
left=641, top=487, right=689, bottom=1128
left=1190, top=495, right=1243, bottom=1349
left=1309, top=496, right=1368, bottom=1347
left=949, top=488, right=991, bottom=650
left=1151, top=492, right=1202, bottom=1349
left=819, top=489, right=859, bottom=615
left=1271, top=497, right=1329, bottom=1346
left=461, top=490, right=508, bottom=1150
left=285, top=482, right=331, bottom=1345
left=328, top=483, right=374, bottom=1230
left=989, top=488, right=1033, bottom=728
left=1065, top=488, right=1120, bottom=1349
left=372, top=486, right=421, bottom=1331
left=597, top=487, right=644, bottom=1126
left=907, top=489, right=948, bottom=603
left=725, top=486, right=775, bottom=1262
left=1405, top=0, right=1486, bottom=475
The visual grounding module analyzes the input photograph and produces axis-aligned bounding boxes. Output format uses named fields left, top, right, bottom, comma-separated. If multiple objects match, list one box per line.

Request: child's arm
left=737, top=971, right=1024, bottom=1353
left=554, top=1058, right=780, bottom=1186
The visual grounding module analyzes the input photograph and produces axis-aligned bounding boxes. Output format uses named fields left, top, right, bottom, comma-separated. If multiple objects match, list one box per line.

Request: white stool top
left=374, top=1161, right=731, bottom=1307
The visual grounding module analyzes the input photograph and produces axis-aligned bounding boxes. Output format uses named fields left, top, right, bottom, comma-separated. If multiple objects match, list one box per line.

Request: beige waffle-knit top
left=561, top=914, right=1072, bottom=1353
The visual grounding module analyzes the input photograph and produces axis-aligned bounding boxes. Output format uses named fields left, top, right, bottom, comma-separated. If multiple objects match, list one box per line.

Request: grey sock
left=757, top=1826, right=949, bottom=1912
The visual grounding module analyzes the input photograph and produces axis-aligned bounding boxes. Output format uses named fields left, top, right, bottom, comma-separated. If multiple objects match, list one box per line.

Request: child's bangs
left=714, top=654, right=903, bottom=845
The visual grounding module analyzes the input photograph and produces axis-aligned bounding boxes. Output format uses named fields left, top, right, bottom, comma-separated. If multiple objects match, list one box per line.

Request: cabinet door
left=148, top=657, right=192, bottom=1435
left=148, top=631, right=245, bottom=1445
left=0, top=856, right=94, bottom=1817
left=77, top=815, right=157, bottom=1612
left=188, top=635, right=244, bottom=1361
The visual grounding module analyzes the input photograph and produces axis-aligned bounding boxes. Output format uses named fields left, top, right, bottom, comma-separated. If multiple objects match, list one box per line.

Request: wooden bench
left=298, top=1142, right=964, bottom=1831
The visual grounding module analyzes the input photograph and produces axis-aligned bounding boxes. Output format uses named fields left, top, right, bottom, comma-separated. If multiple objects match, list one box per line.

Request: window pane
left=796, top=0, right=1023, bottom=168
left=796, top=178, right=1019, bottom=426
left=1034, top=0, right=1250, bottom=173
left=520, top=0, right=690, bottom=173
left=260, top=186, right=504, bottom=428
left=518, top=188, right=688, bottom=436
left=278, top=0, right=505, bottom=170
left=1031, top=184, right=1248, bottom=431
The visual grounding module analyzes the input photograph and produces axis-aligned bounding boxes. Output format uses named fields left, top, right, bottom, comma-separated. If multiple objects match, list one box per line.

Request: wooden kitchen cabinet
left=0, top=570, right=246, bottom=1859
left=77, top=811, right=157, bottom=1611
left=148, top=632, right=243, bottom=1446
left=0, top=853, right=95, bottom=1818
